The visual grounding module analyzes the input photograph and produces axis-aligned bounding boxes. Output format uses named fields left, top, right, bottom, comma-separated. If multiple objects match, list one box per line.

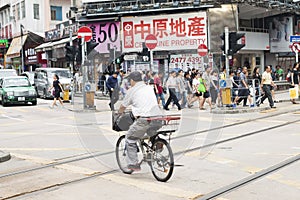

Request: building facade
left=0, top=0, right=73, bottom=70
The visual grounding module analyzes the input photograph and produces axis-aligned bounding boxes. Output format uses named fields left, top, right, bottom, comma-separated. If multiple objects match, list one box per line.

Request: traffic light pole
left=81, top=38, right=87, bottom=109
left=224, top=27, right=230, bottom=77
left=113, top=46, right=116, bottom=71
left=150, top=49, right=153, bottom=70
left=69, top=28, right=74, bottom=105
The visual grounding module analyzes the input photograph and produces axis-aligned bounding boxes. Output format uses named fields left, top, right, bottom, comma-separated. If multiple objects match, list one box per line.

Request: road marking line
left=101, top=173, right=201, bottom=198
left=8, top=153, right=203, bottom=198
left=14, top=107, right=29, bottom=113
left=12, top=153, right=55, bottom=165
left=1, top=114, right=26, bottom=122
left=12, top=153, right=100, bottom=175
left=260, top=109, right=276, bottom=113
left=268, top=174, right=300, bottom=189
left=7, top=148, right=88, bottom=151
left=0, top=132, right=78, bottom=135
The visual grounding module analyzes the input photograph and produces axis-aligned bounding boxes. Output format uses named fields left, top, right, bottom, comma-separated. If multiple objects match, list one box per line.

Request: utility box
left=63, top=89, right=69, bottom=101
left=219, top=78, right=232, bottom=105
left=221, top=88, right=231, bottom=105
left=86, top=91, right=95, bottom=108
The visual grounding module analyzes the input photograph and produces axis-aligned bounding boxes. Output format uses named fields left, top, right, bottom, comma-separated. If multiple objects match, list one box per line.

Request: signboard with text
left=86, top=21, right=121, bottom=53
left=170, top=54, right=204, bottom=71
left=122, top=12, right=207, bottom=52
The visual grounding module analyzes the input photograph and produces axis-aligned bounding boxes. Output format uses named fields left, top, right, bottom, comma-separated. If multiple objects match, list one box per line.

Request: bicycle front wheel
left=115, top=135, right=133, bottom=174
left=150, top=138, right=174, bottom=182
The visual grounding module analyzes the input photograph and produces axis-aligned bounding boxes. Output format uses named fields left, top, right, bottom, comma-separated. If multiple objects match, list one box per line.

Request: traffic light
left=75, top=43, right=82, bottom=63
left=86, top=41, right=99, bottom=55
left=141, top=42, right=150, bottom=60
left=220, top=32, right=226, bottom=54
left=115, top=54, right=124, bottom=64
left=65, top=42, right=75, bottom=61
left=228, top=32, right=245, bottom=55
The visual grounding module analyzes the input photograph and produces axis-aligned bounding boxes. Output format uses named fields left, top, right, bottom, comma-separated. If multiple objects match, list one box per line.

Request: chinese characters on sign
left=87, top=22, right=121, bottom=53
left=122, top=12, right=207, bottom=52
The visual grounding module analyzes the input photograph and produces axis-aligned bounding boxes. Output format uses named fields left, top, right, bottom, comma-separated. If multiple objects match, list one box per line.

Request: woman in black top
left=48, top=74, right=64, bottom=108
left=252, top=67, right=261, bottom=102
left=291, top=62, right=300, bottom=104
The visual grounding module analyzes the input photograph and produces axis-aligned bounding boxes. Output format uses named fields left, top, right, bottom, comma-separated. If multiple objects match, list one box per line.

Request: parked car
left=0, top=76, right=37, bottom=106
left=34, top=68, right=72, bottom=99
left=20, top=71, right=35, bottom=85
left=0, top=69, right=18, bottom=78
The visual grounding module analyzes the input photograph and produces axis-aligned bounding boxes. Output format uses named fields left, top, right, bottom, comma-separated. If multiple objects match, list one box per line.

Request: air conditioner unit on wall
left=66, top=10, right=75, bottom=19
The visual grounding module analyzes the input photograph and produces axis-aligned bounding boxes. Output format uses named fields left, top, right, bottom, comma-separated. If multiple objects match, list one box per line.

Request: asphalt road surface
left=0, top=97, right=299, bottom=200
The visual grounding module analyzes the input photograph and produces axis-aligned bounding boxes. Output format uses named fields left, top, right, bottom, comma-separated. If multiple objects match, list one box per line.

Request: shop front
left=6, top=32, right=44, bottom=73
left=6, top=35, right=27, bottom=72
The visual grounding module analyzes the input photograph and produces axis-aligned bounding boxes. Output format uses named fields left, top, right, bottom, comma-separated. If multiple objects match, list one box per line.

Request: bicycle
left=115, top=114, right=180, bottom=182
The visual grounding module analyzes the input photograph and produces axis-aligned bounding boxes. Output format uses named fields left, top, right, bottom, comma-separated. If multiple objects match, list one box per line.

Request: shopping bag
left=289, top=87, right=298, bottom=99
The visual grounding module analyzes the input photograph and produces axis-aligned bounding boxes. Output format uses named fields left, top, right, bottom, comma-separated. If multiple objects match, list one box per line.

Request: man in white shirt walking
left=259, top=65, right=277, bottom=108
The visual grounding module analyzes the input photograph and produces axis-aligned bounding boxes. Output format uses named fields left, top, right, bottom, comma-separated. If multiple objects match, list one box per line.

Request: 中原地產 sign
left=122, top=12, right=207, bottom=52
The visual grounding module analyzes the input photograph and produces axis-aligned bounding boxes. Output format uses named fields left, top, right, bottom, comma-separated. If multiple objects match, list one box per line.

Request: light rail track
left=1, top=108, right=298, bottom=180
left=196, top=154, right=300, bottom=200
left=1, top=109, right=299, bottom=199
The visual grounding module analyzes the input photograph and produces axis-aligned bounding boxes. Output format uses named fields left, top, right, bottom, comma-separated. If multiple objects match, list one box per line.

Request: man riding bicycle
left=117, top=71, right=163, bottom=171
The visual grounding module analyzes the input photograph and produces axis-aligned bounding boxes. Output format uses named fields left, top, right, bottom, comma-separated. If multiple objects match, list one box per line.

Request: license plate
left=18, top=97, right=25, bottom=101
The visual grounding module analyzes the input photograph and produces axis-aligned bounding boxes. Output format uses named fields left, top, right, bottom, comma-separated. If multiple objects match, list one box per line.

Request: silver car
left=34, top=68, right=72, bottom=99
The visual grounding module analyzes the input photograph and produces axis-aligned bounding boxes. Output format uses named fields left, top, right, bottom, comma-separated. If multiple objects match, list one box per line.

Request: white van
left=34, top=68, right=72, bottom=98
left=0, top=69, right=18, bottom=78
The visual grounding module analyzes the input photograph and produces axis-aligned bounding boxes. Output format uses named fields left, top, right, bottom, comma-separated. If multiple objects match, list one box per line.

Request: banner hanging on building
left=267, top=16, right=293, bottom=53
left=121, top=12, right=207, bottom=52
left=86, top=21, right=121, bottom=53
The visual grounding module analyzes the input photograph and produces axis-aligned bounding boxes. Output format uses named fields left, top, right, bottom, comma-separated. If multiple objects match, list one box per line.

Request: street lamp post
left=20, top=24, right=25, bottom=74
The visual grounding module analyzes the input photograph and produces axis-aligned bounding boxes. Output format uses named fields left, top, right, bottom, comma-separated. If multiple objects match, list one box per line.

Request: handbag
left=289, top=87, right=298, bottom=99
left=112, top=111, right=135, bottom=132
left=198, top=78, right=206, bottom=93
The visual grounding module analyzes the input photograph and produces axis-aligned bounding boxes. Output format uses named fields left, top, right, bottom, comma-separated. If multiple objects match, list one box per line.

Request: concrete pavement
left=69, top=89, right=296, bottom=114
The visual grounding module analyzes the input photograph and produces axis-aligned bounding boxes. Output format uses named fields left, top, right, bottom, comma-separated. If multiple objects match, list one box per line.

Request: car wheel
left=43, top=88, right=47, bottom=99
left=31, top=100, right=37, bottom=106
left=2, top=95, right=7, bottom=107
left=35, top=87, right=40, bottom=98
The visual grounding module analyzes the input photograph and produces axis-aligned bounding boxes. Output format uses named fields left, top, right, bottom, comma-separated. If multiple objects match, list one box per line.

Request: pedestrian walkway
left=211, top=89, right=295, bottom=114
left=68, top=89, right=296, bottom=114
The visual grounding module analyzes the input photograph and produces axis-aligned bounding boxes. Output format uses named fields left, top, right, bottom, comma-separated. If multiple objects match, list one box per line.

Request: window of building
left=12, top=5, right=16, bottom=20
left=50, top=6, right=62, bottom=21
left=17, top=3, right=20, bottom=20
left=33, top=4, right=39, bottom=19
left=21, top=1, right=25, bottom=18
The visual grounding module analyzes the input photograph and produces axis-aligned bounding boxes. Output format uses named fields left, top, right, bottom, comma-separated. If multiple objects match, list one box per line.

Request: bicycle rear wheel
left=115, top=135, right=133, bottom=174
left=150, top=138, right=174, bottom=182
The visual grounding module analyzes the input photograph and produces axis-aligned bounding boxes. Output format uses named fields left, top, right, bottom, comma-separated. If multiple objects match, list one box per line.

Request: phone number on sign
left=170, top=56, right=202, bottom=64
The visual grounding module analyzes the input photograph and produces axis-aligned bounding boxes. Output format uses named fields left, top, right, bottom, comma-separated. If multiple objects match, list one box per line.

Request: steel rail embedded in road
left=1, top=108, right=299, bottom=180
left=1, top=109, right=299, bottom=199
left=196, top=154, right=300, bottom=200
left=174, top=118, right=300, bottom=156
left=174, top=108, right=300, bottom=140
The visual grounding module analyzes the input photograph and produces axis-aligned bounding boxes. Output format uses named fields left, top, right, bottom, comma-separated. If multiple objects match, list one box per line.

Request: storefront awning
left=52, top=36, right=78, bottom=49
left=6, top=35, right=28, bottom=58
left=35, top=42, right=53, bottom=52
